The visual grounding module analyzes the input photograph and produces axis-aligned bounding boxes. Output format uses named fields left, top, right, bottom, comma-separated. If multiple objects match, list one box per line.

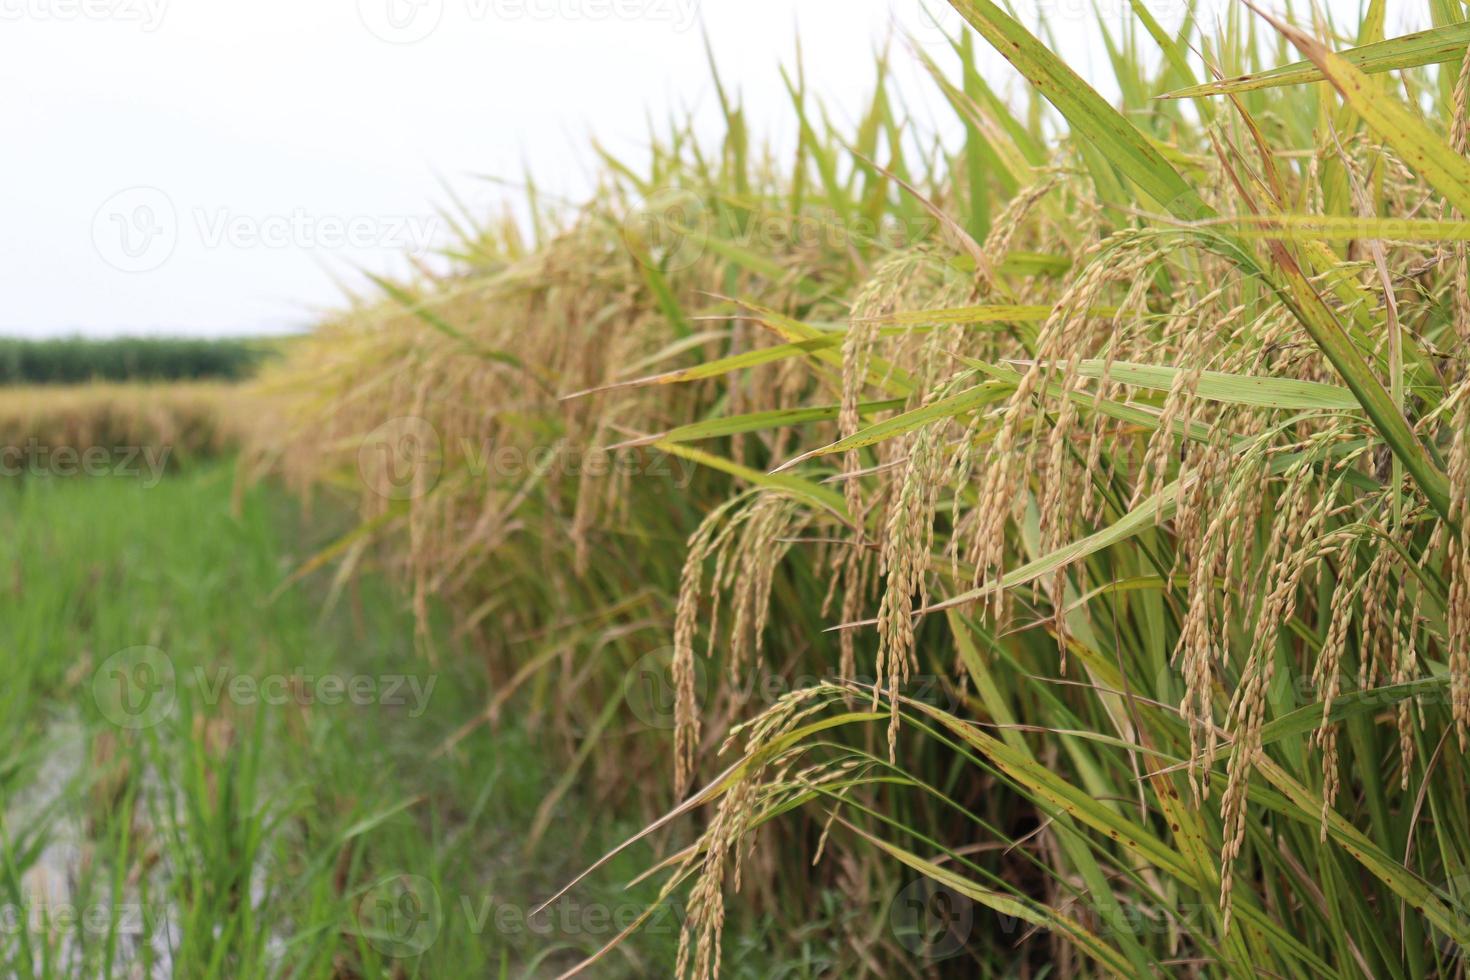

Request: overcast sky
left=0, top=0, right=1387, bottom=337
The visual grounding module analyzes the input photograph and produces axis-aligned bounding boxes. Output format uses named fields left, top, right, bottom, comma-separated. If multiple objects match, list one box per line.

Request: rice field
left=0, top=463, right=729, bottom=978
left=0, top=383, right=254, bottom=477
left=12, top=1, right=1470, bottom=977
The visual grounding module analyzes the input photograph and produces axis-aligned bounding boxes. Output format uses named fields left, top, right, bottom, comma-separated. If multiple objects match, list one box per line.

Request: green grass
left=0, top=338, right=270, bottom=386
left=0, top=464, right=726, bottom=978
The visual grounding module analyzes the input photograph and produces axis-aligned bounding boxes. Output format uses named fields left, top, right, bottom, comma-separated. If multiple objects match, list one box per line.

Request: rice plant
left=257, top=2, right=1470, bottom=975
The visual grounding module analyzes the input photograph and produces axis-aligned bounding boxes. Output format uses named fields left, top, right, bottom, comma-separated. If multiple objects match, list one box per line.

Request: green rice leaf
left=843, top=820, right=1136, bottom=977
left=1044, top=359, right=1363, bottom=410
left=1187, top=213, right=1470, bottom=242
left=652, top=440, right=849, bottom=517
left=775, top=381, right=1011, bottom=469
left=1261, top=11, right=1470, bottom=217
left=1162, top=22, right=1470, bottom=99
left=947, top=0, right=1209, bottom=218
left=620, top=399, right=905, bottom=449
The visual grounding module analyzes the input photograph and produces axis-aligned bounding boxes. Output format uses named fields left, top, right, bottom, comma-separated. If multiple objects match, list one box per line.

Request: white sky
left=0, top=0, right=1384, bottom=337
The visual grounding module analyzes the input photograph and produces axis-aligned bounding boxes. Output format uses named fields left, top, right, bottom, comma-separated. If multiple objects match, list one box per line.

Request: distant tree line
left=0, top=337, right=272, bottom=384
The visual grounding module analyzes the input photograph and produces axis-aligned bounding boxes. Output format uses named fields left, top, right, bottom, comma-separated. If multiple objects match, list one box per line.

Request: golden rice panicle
left=956, top=234, right=1145, bottom=620
left=1356, top=529, right=1398, bottom=691
left=836, top=294, right=878, bottom=517
left=975, top=176, right=1058, bottom=296
left=1446, top=46, right=1470, bottom=344
left=1445, top=51, right=1470, bottom=749
left=405, top=376, right=437, bottom=661
left=1393, top=527, right=1428, bottom=787
left=675, top=687, right=835, bottom=980
left=676, top=776, right=745, bottom=980
left=672, top=495, right=748, bottom=798
left=670, top=491, right=809, bottom=796
left=1174, top=444, right=1266, bottom=801
left=830, top=250, right=948, bottom=685
left=1220, top=459, right=1331, bottom=928
left=954, top=257, right=1098, bottom=604
left=840, top=251, right=933, bottom=543
left=1035, top=247, right=1157, bottom=661
left=1447, top=394, right=1470, bottom=748
left=1310, top=539, right=1358, bottom=840
left=873, top=421, right=943, bottom=758
left=725, top=495, right=802, bottom=676
left=825, top=521, right=877, bottom=686
left=1134, top=291, right=1230, bottom=511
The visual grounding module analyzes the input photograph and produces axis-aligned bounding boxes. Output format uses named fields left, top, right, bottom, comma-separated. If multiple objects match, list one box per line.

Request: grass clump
left=254, top=3, right=1470, bottom=976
